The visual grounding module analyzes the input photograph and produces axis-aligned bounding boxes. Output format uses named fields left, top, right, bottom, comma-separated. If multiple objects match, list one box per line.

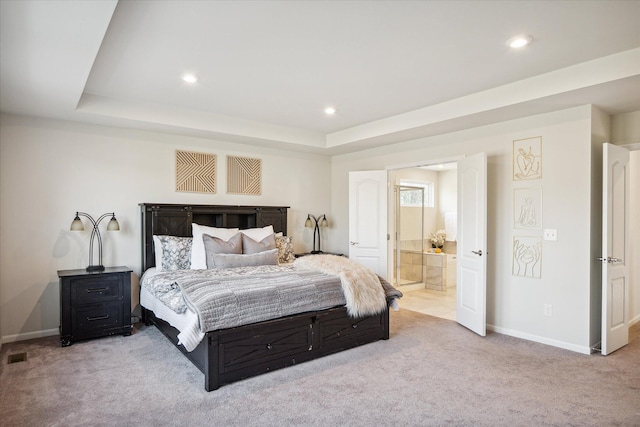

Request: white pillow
left=240, top=225, right=274, bottom=242
left=190, top=223, right=239, bottom=269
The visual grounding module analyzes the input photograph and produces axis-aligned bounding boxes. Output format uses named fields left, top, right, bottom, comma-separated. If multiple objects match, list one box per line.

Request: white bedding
left=140, top=268, right=204, bottom=351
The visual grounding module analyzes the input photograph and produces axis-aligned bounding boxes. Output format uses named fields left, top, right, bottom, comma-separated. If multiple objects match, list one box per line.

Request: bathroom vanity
left=398, top=250, right=457, bottom=291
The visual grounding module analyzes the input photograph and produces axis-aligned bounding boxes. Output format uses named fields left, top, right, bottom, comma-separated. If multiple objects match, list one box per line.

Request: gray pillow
left=206, top=248, right=279, bottom=269
left=202, top=233, right=242, bottom=256
left=242, top=233, right=276, bottom=254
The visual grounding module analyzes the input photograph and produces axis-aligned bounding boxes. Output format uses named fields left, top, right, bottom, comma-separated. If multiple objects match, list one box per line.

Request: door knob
left=597, top=257, right=623, bottom=263
left=471, top=250, right=483, bottom=256
left=350, top=241, right=359, bottom=245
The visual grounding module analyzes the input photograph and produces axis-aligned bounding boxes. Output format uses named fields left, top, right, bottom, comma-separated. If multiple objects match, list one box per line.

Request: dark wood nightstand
left=58, top=266, right=132, bottom=346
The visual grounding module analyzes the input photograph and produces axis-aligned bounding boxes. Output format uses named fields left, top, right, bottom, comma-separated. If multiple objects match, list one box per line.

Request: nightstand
left=58, top=266, right=132, bottom=346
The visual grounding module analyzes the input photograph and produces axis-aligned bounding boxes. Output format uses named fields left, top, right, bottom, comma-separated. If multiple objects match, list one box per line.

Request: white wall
left=331, top=106, right=596, bottom=353
left=611, top=111, right=640, bottom=146
left=437, top=169, right=457, bottom=232
left=0, top=114, right=332, bottom=342
left=393, top=168, right=439, bottom=245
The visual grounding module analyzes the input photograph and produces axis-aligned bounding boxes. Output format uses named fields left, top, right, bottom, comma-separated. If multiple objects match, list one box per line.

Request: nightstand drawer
left=72, top=302, right=123, bottom=333
left=72, top=276, right=121, bottom=305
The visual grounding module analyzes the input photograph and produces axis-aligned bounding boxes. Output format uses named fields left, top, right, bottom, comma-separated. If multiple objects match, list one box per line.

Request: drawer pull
left=87, top=287, right=109, bottom=293
left=352, top=324, right=358, bottom=329
left=87, top=315, right=110, bottom=322
left=266, top=344, right=273, bottom=350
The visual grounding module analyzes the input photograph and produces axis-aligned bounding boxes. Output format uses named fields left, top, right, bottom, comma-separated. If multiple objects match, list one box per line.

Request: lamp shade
left=107, top=215, right=120, bottom=231
left=319, top=215, right=328, bottom=227
left=70, top=215, right=84, bottom=231
left=304, top=215, right=313, bottom=228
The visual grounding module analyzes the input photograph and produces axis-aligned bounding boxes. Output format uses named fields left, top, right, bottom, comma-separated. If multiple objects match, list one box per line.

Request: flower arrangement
left=429, top=229, right=446, bottom=248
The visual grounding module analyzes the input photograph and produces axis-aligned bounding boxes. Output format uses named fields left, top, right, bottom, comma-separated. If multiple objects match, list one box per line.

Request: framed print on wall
left=513, top=136, right=542, bottom=181
left=514, top=188, right=542, bottom=229
left=512, top=235, right=542, bottom=279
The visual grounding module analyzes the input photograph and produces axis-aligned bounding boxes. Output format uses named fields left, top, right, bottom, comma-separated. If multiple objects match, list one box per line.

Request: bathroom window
left=399, top=180, right=434, bottom=207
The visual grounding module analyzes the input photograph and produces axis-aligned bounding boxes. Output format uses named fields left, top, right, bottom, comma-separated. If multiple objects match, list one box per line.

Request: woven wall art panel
left=176, top=150, right=217, bottom=193
left=227, top=155, right=261, bottom=195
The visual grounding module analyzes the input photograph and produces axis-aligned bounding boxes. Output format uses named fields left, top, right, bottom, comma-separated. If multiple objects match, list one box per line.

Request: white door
left=601, top=143, right=630, bottom=355
left=349, top=170, right=388, bottom=277
left=456, top=152, right=487, bottom=336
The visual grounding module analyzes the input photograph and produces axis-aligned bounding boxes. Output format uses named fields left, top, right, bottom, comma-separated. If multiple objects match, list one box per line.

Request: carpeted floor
left=1, top=309, right=638, bottom=426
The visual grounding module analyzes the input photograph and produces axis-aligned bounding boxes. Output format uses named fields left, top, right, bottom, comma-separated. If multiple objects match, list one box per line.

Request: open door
left=600, top=143, right=630, bottom=355
left=348, top=170, right=388, bottom=277
left=456, top=152, right=487, bottom=336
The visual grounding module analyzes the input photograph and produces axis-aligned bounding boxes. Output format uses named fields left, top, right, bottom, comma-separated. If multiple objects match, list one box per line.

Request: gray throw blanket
left=143, top=263, right=403, bottom=335
left=176, top=267, right=346, bottom=333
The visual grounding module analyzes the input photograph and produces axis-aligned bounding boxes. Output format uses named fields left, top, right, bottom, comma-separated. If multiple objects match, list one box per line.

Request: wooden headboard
left=140, top=203, right=289, bottom=272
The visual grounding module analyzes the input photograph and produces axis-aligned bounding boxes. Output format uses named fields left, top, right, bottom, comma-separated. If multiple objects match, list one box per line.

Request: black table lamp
left=70, top=211, right=120, bottom=271
left=305, top=214, right=328, bottom=254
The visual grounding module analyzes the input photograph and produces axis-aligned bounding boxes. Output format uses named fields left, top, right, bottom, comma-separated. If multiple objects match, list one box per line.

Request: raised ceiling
left=1, top=1, right=639, bottom=154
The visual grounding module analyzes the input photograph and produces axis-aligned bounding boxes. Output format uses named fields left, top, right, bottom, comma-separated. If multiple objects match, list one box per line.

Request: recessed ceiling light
left=324, top=107, right=336, bottom=115
left=506, top=35, right=533, bottom=49
left=182, top=73, right=199, bottom=84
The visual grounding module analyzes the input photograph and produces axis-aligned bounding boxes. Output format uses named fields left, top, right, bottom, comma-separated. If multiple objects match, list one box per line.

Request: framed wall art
left=514, top=188, right=542, bottom=229
left=513, top=136, right=542, bottom=181
left=227, top=155, right=262, bottom=195
left=512, top=235, right=542, bottom=279
left=175, top=150, right=217, bottom=194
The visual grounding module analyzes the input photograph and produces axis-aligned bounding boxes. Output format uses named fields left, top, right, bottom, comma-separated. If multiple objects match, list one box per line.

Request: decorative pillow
left=275, top=232, right=295, bottom=264
left=240, top=225, right=274, bottom=242
left=152, top=235, right=192, bottom=272
left=202, top=233, right=243, bottom=256
left=242, top=233, right=276, bottom=254
left=206, top=248, right=279, bottom=269
left=190, top=223, right=239, bottom=269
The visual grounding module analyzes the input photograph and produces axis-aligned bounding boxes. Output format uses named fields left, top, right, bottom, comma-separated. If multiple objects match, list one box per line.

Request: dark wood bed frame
left=140, top=203, right=389, bottom=391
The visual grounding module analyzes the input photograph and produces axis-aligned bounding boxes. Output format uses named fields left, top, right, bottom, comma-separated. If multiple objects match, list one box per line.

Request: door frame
left=386, top=157, right=462, bottom=281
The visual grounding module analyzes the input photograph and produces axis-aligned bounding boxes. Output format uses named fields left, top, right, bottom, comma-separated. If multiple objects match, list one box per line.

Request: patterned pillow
left=275, top=232, right=295, bottom=264
left=153, top=235, right=192, bottom=271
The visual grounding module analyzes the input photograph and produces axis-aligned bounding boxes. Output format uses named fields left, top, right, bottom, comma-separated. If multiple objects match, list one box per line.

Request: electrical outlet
left=543, top=304, right=553, bottom=317
left=544, top=229, right=557, bottom=241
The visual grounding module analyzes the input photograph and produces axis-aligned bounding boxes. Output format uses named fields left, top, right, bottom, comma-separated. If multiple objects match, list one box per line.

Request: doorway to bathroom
left=390, top=162, right=458, bottom=321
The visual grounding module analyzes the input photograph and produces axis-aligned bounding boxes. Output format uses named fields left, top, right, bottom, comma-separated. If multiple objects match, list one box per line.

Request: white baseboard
left=2, top=328, right=59, bottom=344
left=487, top=323, right=592, bottom=355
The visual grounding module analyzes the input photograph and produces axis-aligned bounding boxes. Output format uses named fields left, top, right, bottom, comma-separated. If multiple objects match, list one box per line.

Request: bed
left=139, top=203, right=396, bottom=391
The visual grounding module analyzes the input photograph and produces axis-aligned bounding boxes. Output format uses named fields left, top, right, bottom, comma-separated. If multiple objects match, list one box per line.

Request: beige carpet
left=1, top=309, right=638, bottom=426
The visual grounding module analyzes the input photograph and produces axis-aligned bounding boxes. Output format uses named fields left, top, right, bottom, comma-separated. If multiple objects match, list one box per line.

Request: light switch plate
left=544, top=229, right=557, bottom=241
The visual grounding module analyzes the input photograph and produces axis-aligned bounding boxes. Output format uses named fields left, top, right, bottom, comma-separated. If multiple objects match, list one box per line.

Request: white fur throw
left=293, top=254, right=386, bottom=317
